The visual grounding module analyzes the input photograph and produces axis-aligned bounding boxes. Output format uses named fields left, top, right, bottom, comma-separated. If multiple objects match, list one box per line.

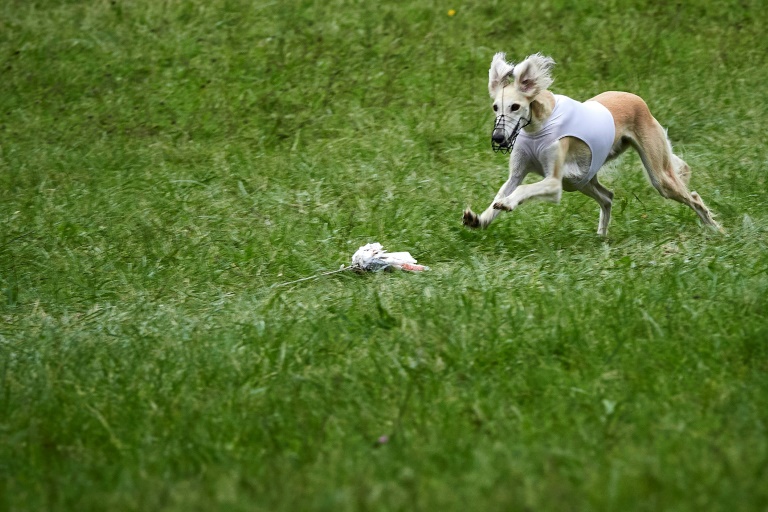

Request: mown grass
left=1, top=0, right=768, bottom=510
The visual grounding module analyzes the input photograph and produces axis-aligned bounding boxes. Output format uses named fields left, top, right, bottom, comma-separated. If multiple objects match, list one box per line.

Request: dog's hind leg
left=630, top=116, right=722, bottom=231
left=579, top=176, right=614, bottom=236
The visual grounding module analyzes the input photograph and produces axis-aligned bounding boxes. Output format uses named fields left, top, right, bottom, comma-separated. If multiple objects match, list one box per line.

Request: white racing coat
left=515, top=94, right=616, bottom=187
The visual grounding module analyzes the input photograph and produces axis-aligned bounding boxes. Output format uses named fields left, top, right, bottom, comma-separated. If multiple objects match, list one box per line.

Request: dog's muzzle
left=491, top=113, right=532, bottom=154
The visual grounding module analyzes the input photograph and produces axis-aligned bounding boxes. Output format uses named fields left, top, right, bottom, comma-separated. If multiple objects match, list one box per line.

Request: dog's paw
left=492, top=201, right=511, bottom=211
left=462, top=209, right=481, bottom=229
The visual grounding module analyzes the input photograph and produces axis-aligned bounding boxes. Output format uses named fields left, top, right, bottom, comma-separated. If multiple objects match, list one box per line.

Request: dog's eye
left=510, top=104, right=521, bottom=112
left=493, top=104, right=498, bottom=112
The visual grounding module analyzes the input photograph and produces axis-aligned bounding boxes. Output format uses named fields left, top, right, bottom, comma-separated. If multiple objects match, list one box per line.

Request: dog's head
left=488, top=52, right=555, bottom=152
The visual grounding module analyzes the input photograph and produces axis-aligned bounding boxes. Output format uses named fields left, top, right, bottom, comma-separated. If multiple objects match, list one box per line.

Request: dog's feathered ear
left=513, top=53, right=555, bottom=98
left=488, top=52, right=515, bottom=98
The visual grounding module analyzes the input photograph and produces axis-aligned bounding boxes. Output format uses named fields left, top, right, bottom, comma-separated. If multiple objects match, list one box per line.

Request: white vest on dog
left=516, top=94, right=616, bottom=187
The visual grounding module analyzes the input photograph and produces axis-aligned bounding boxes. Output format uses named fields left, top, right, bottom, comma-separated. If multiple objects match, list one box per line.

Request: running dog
left=462, top=52, right=721, bottom=235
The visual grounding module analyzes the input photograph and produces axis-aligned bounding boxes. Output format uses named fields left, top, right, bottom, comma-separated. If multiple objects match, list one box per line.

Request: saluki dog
left=462, top=52, right=721, bottom=236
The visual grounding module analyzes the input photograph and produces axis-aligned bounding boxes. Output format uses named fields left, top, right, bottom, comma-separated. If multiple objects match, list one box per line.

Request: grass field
left=2, top=0, right=768, bottom=510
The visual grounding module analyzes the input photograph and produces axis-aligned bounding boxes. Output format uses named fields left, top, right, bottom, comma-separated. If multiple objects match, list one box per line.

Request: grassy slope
left=1, top=0, right=767, bottom=510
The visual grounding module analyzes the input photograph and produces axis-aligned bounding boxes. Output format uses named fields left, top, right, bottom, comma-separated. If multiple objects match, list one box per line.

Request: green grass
left=2, top=0, right=768, bottom=510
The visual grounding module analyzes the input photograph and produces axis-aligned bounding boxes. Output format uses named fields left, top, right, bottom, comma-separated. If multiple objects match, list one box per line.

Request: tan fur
left=464, top=54, right=721, bottom=235
left=591, top=91, right=718, bottom=230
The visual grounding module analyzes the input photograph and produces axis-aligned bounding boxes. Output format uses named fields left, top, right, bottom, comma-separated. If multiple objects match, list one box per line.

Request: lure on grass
left=274, top=242, right=429, bottom=287
left=351, top=242, right=429, bottom=272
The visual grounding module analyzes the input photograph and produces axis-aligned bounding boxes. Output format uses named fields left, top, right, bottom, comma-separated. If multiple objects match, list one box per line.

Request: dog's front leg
left=463, top=172, right=526, bottom=229
left=492, top=140, right=567, bottom=212
left=463, top=151, right=530, bottom=229
left=492, top=177, right=563, bottom=211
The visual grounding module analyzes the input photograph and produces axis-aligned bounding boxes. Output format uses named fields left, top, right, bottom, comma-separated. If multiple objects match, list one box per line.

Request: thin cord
left=271, top=265, right=358, bottom=288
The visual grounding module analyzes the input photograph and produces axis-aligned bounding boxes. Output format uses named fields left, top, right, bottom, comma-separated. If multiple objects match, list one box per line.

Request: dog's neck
left=524, top=90, right=556, bottom=133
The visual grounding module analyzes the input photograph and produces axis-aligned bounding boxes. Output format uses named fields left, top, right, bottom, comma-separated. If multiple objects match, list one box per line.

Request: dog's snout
left=491, top=130, right=506, bottom=144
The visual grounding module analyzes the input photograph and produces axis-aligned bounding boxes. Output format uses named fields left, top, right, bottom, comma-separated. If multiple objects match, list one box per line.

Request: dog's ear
left=488, top=52, right=515, bottom=98
left=514, top=53, right=555, bottom=98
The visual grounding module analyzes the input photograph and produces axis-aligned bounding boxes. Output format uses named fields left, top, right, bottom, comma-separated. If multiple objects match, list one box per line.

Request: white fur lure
left=273, top=242, right=429, bottom=288
left=351, top=243, right=429, bottom=272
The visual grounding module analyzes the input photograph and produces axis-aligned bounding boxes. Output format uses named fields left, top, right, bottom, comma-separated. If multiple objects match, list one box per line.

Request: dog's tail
left=671, top=154, right=691, bottom=185
left=664, top=128, right=692, bottom=185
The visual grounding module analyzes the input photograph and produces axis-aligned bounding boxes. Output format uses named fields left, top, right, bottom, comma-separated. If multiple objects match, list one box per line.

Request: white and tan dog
left=463, top=52, right=721, bottom=235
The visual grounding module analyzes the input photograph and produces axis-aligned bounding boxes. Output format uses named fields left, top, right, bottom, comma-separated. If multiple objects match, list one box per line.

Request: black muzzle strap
left=491, top=109, right=532, bottom=154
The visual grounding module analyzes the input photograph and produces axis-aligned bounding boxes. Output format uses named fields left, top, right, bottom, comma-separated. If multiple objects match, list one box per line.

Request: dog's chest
left=562, top=141, right=594, bottom=185
left=517, top=95, right=615, bottom=187
left=518, top=135, right=593, bottom=182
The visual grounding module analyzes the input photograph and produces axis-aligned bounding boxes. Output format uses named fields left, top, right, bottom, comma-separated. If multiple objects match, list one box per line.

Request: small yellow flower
left=447, top=9, right=456, bottom=16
